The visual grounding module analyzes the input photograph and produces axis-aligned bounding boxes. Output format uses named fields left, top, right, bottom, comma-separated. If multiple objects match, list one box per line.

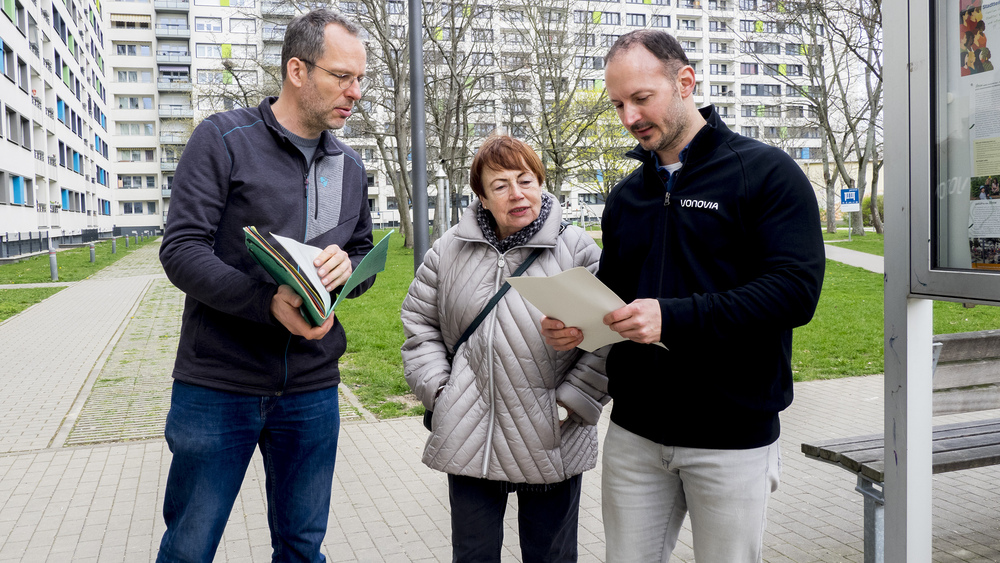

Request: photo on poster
left=968, top=174, right=1000, bottom=268
left=970, top=174, right=1000, bottom=199
left=961, top=0, right=995, bottom=76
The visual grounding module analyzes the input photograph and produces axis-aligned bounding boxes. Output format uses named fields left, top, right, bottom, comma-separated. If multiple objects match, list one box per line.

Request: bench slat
left=801, top=417, right=1000, bottom=484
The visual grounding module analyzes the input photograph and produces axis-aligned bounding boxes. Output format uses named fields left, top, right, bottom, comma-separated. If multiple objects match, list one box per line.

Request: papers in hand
left=506, top=267, right=667, bottom=353
left=244, top=226, right=393, bottom=326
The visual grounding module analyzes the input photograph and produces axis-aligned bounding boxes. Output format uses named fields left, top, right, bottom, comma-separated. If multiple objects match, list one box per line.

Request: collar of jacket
left=257, top=96, right=345, bottom=158
left=454, top=192, right=564, bottom=249
left=625, top=104, right=730, bottom=169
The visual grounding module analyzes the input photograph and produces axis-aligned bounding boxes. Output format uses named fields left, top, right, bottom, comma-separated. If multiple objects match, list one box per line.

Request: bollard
left=124, top=235, right=129, bottom=249
left=89, top=242, right=95, bottom=263
left=49, top=243, right=58, bottom=281
left=112, top=237, right=117, bottom=254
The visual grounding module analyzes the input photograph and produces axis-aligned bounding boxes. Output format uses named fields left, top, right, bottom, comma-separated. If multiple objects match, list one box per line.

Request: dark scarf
left=476, top=194, right=553, bottom=253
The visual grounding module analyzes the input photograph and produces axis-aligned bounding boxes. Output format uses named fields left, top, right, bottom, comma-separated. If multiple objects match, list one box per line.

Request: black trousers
left=447, top=473, right=582, bottom=563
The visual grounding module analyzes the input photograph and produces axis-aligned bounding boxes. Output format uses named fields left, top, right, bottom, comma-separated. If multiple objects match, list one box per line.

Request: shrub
left=862, top=194, right=884, bottom=227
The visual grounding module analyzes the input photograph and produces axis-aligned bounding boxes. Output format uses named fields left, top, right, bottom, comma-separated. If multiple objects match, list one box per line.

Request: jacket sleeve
left=554, top=231, right=610, bottom=426
left=159, top=118, right=277, bottom=325
left=400, top=240, right=452, bottom=410
left=343, top=160, right=376, bottom=299
left=657, top=154, right=825, bottom=348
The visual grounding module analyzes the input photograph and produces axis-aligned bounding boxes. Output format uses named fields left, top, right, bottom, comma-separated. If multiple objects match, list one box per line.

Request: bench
left=801, top=330, right=1000, bottom=563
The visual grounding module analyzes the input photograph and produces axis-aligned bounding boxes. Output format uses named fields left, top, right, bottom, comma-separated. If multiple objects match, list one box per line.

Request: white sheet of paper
left=271, top=233, right=331, bottom=314
left=506, top=267, right=630, bottom=353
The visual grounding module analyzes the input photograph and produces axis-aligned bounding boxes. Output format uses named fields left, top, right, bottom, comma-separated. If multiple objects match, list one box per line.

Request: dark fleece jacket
left=160, top=97, right=374, bottom=396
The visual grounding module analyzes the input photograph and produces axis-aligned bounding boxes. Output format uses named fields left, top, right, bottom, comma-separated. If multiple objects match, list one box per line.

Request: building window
left=230, top=18, right=255, bottom=33
left=741, top=126, right=759, bottom=138
left=195, top=17, right=221, bottom=32
left=626, top=13, right=646, bottom=26
left=652, top=15, right=670, bottom=28
left=579, top=193, right=606, bottom=205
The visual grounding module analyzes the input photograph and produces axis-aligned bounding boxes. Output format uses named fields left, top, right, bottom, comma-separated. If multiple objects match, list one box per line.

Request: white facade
left=1, top=0, right=113, bottom=242
left=2, top=0, right=829, bottom=242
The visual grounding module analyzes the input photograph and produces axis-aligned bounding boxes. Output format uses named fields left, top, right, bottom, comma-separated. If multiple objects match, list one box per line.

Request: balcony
left=676, top=26, right=703, bottom=39
left=154, top=0, right=190, bottom=11
left=263, top=28, right=286, bottom=42
left=155, top=24, right=191, bottom=38
left=159, top=132, right=188, bottom=144
left=262, top=1, right=295, bottom=15
left=708, top=49, right=736, bottom=61
left=709, top=70, right=736, bottom=82
left=159, top=104, right=194, bottom=118
left=162, top=188, right=172, bottom=198
left=156, top=51, right=192, bottom=64
left=708, top=28, right=736, bottom=39
left=157, top=78, right=193, bottom=92
left=711, top=91, right=737, bottom=103
left=262, top=54, right=281, bottom=67
left=161, top=158, right=179, bottom=171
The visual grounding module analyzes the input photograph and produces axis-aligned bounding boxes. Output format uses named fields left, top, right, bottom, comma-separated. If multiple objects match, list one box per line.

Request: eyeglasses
left=298, top=58, right=365, bottom=92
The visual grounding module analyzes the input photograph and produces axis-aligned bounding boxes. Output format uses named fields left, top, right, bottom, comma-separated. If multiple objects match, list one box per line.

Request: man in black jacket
left=157, top=9, right=374, bottom=562
left=542, top=30, right=824, bottom=562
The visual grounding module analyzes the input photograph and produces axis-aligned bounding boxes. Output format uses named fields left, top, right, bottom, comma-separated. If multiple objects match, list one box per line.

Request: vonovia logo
left=679, top=199, right=719, bottom=210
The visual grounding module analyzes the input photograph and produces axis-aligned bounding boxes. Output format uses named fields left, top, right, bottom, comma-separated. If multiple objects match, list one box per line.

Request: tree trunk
left=870, top=160, right=884, bottom=234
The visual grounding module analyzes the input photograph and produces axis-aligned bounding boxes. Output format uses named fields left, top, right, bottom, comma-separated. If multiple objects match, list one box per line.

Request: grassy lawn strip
left=822, top=231, right=885, bottom=256
left=0, top=237, right=156, bottom=284
left=336, top=230, right=418, bottom=419
left=792, top=259, right=1000, bottom=381
left=0, top=287, right=64, bottom=322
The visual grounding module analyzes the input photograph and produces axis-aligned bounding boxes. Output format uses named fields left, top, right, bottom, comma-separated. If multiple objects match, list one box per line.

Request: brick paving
left=2, top=238, right=1000, bottom=562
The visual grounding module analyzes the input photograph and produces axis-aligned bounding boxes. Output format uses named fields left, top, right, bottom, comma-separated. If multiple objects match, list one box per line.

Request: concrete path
left=1, top=241, right=997, bottom=562
left=824, top=244, right=885, bottom=274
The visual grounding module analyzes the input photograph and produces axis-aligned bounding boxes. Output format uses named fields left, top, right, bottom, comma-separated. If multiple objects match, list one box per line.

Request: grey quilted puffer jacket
left=401, top=196, right=609, bottom=484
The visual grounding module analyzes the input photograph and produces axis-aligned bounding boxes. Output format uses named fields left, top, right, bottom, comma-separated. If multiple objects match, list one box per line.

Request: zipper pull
left=498, top=255, right=505, bottom=269
left=664, top=192, right=671, bottom=206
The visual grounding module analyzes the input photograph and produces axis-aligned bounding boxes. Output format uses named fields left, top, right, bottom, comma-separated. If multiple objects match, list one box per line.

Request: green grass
left=0, top=287, right=64, bottom=321
left=792, top=259, right=1000, bottom=381
left=0, top=237, right=156, bottom=284
left=336, top=229, right=420, bottom=419
left=822, top=230, right=885, bottom=256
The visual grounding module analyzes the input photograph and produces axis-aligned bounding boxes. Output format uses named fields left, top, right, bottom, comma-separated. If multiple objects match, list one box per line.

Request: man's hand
left=314, top=245, right=352, bottom=292
left=271, top=284, right=335, bottom=340
left=604, top=299, right=662, bottom=344
left=541, top=316, right=584, bottom=351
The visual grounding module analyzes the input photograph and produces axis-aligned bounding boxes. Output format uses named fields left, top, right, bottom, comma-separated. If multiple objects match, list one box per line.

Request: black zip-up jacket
left=598, top=105, right=825, bottom=449
left=160, top=97, right=374, bottom=396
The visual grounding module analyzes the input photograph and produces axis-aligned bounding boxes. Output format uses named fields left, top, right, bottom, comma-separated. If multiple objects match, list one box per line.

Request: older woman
left=401, top=135, right=608, bottom=563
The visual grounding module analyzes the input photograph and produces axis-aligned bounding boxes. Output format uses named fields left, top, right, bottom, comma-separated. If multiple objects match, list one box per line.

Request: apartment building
left=92, top=0, right=824, bottom=235
left=1, top=0, right=113, bottom=243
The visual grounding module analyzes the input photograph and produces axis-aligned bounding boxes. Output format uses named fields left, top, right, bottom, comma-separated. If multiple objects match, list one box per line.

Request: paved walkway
left=1, top=241, right=997, bottom=562
left=824, top=244, right=885, bottom=274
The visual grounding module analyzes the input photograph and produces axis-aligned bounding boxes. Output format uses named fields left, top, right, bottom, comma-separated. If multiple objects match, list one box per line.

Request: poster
left=960, top=0, right=996, bottom=76
left=968, top=176, right=1000, bottom=268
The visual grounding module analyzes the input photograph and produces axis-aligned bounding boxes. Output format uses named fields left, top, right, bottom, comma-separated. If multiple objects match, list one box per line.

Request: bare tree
left=736, top=0, right=883, bottom=235
left=494, top=1, right=618, bottom=198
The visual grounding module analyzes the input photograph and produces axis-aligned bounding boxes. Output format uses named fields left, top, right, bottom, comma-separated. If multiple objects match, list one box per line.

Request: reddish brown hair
left=469, top=135, right=545, bottom=199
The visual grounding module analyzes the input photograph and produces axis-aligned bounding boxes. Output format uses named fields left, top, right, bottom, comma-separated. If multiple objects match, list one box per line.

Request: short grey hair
left=281, top=9, right=361, bottom=82
left=605, top=29, right=689, bottom=78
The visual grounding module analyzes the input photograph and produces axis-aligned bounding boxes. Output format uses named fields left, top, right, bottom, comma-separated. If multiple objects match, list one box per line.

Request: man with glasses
left=157, top=9, right=374, bottom=562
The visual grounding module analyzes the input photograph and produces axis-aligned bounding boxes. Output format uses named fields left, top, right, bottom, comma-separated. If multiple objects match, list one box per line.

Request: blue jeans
left=602, top=421, right=781, bottom=563
left=156, top=381, right=340, bottom=563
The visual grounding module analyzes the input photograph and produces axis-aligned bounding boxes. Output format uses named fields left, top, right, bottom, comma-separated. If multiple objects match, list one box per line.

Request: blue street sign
left=841, top=188, right=861, bottom=212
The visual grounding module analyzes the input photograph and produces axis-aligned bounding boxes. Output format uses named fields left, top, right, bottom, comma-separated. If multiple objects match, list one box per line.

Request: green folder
left=244, top=226, right=393, bottom=326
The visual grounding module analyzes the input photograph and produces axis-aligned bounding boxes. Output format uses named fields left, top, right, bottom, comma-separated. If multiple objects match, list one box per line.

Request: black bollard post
left=125, top=235, right=129, bottom=249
